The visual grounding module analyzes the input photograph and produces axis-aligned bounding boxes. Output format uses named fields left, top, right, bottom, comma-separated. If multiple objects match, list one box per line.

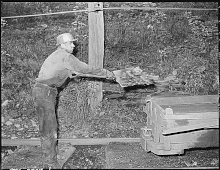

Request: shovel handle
left=69, top=74, right=106, bottom=79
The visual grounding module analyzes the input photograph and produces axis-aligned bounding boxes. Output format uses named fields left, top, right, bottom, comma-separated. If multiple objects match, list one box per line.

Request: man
left=32, top=33, right=115, bottom=168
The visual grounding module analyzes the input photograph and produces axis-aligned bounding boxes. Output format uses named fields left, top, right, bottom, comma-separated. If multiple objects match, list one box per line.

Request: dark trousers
left=32, top=82, right=60, bottom=168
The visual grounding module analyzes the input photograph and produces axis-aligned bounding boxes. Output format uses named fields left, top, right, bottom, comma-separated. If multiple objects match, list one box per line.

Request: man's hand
left=69, top=73, right=77, bottom=78
left=106, top=71, right=116, bottom=81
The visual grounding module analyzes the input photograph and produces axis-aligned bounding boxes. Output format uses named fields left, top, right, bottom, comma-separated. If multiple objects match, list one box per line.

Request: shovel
left=70, top=67, right=161, bottom=87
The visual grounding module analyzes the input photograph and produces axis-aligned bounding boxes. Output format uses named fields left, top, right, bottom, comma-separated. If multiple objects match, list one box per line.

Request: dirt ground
left=1, top=91, right=219, bottom=169
left=2, top=144, right=218, bottom=169
left=105, top=142, right=219, bottom=169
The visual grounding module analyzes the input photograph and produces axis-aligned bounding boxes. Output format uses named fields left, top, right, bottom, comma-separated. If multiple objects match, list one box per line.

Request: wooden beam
left=164, top=112, right=219, bottom=120
left=152, top=95, right=218, bottom=106
left=1, top=138, right=141, bottom=146
left=162, top=119, right=219, bottom=135
left=88, top=2, right=104, bottom=111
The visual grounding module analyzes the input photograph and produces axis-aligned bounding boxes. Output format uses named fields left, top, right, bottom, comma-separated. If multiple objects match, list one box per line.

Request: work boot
left=41, top=135, right=61, bottom=168
left=44, top=158, right=62, bottom=169
left=57, top=143, right=76, bottom=167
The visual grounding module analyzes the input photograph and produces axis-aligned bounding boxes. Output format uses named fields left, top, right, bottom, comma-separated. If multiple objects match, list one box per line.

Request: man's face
left=62, top=41, right=75, bottom=53
left=71, top=41, right=79, bottom=56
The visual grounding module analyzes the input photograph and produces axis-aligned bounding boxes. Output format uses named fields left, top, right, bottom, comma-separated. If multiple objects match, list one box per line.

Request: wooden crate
left=141, top=95, right=219, bottom=155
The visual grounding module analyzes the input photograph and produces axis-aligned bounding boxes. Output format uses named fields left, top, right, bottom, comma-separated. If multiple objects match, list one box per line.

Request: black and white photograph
left=1, top=2, right=219, bottom=169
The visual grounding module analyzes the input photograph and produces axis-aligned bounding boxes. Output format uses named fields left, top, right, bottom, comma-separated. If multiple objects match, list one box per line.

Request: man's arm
left=64, top=54, right=114, bottom=78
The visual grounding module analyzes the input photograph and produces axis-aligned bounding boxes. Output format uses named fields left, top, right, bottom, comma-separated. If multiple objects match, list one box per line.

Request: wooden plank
left=165, top=108, right=175, bottom=128
left=145, top=140, right=185, bottom=155
left=160, top=103, right=217, bottom=114
left=164, top=112, right=218, bottom=120
left=174, top=119, right=219, bottom=127
left=162, top=119, right=219, bottom=135
left=152, top=101, right=166, bottom=117
left=161, top=129, right=219, bottom=145
left=164, top=108, right=174, bottom=149
left=153, top=95, right=218, bottom=106
left=1, top=138, right=141, bottom=146
left=88, top=2, right=104, bottom=111
left=146, top=129, right=219, bottom=155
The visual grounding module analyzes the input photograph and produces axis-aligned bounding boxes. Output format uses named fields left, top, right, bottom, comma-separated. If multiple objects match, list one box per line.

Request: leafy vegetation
left=1, top=3, right=219, bottom=168
left=1, top=2, right=218, bottom=121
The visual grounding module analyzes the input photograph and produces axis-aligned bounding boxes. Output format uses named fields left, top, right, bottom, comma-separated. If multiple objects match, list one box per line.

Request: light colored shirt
left=36, top=47, right=112, bottom=87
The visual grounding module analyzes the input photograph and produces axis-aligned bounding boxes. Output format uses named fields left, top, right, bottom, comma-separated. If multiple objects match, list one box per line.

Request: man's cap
left=56, top=33, right=77, bottom=46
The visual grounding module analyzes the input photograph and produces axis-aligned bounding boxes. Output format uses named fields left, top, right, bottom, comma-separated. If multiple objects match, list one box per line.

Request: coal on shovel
left=70, top=66, right=182, bottom=88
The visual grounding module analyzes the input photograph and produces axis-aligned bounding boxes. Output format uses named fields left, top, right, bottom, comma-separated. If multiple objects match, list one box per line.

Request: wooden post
left=88, top=2, right=104, bottom=112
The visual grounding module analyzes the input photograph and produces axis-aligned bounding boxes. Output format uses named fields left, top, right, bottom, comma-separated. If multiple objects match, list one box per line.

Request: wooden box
left=141, top=95, right=219, bottom=155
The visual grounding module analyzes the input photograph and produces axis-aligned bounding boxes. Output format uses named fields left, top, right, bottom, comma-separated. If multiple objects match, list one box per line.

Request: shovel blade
left=113, top=67, right=156, bottom=87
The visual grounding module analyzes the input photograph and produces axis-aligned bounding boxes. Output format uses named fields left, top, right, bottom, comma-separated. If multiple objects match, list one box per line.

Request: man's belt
left=35, top=77, right=61, bottom=88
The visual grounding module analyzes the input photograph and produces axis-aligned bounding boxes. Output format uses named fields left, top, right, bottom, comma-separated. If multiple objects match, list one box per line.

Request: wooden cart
left=141, top=95, right=219, bottom=155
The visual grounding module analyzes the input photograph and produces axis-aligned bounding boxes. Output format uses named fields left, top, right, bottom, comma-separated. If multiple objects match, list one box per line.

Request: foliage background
left=1, top=2, right=219, bottom=122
